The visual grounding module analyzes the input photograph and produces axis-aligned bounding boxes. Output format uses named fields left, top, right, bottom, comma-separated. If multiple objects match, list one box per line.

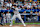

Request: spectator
left=27, top=3, right=31, bottom=9
left=32, top=1, right=37, bottom=9
left=4, top=0, right=8, bottom=3
left=1, top=0, right=4, bottom=6
left=30, top=6, right=33, bottom=10
left=24, top=2, right=28, bottom=8
left=6, top=1, right=12, bottom=8
left=2, top=6, right=7, bottom=10
left=38, top=3, right=40, bottom=9
left=28, top=2, right=32, bottom=6
left=7, top=7, right=10, bottom=10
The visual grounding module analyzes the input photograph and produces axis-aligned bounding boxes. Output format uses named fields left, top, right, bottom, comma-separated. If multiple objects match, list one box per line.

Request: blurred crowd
left=0, top=0, right=40, bottom=10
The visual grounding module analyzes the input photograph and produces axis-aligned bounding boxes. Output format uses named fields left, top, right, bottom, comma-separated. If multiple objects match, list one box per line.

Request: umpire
left=0, top=12, right=3, bottom=26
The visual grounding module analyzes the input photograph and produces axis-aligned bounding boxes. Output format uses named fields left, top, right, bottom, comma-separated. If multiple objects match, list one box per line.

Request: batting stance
left=10, top=5, right=26, bottom=27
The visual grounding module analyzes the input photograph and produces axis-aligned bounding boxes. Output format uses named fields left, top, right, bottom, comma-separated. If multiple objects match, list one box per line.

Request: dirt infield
left=0, top=24, right=40, bottom=27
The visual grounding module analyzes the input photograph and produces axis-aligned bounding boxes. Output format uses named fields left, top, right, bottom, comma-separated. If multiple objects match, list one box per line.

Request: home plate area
left=0, top=24, right=40, bottom=27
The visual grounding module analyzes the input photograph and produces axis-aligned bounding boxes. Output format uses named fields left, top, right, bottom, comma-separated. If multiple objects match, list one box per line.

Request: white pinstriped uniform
left=3, top=14, right=6, bottom=23
left=6, top=13, right=11, bottom=23
left=10, top=7, right=26, bottom=26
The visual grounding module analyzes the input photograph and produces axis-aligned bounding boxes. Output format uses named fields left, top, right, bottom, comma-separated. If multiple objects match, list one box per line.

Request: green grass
left=6, top=23, right=40, bottom=25
left=6, top=21, right=40, bottom=25
left=13, top=21, right=40, bottom=24
left=14, top=23, right=40, bottom=24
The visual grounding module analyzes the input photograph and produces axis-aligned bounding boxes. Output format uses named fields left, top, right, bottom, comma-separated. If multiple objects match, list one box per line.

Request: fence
left=0, top=9, right=40, bottom=23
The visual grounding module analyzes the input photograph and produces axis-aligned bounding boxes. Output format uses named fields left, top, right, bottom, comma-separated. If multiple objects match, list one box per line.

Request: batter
left=10, top=5, right=26, bottom=27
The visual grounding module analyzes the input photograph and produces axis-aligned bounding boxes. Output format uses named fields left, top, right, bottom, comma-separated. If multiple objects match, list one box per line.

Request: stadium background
left=0, top=0, right=40, bottom=25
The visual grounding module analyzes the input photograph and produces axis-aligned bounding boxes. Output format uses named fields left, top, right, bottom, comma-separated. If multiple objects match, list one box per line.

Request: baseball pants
left=7, top=18, right=10, bottom=23
left=10, top=14, right=25, bottom=26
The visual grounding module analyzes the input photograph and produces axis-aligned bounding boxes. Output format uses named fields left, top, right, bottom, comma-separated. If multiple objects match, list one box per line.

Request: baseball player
left=6, top=11, right=11, bottom=23
left=2, top=13, right=6, bottom=25
left=10, top=5, right=26, bottom=27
